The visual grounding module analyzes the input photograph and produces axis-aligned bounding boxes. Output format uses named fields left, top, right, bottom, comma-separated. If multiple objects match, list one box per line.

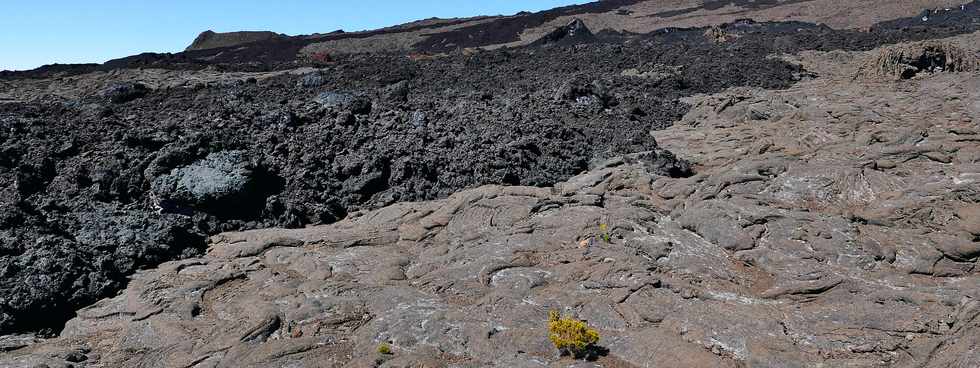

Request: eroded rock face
left=5, top=37, right=980, bottom=365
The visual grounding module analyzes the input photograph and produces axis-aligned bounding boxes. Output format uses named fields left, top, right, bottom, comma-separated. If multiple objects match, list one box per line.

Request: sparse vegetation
left=548, top=310, right=600, bottom=359
left=377, top=342, right=392, bottom=355
left=599, top=223, right=611, bottom=243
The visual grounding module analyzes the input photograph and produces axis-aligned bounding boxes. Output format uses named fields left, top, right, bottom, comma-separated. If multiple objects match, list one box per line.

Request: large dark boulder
left=553, top=77, right=614, bottom=107
left=533, top=18, right=595, bottom=46
left=315, top=92, right=372, bottom=115
left=102, top=82, right=149, bottom=103
left=150, top=151, right=272, bottom=218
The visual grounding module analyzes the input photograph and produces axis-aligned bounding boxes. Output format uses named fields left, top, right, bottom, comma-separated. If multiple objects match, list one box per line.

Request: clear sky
left=0, top=1, right=589, bottom=71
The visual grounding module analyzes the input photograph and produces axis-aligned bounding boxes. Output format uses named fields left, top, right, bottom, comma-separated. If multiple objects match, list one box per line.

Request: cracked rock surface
left=4, top=35, right=979, bottom=365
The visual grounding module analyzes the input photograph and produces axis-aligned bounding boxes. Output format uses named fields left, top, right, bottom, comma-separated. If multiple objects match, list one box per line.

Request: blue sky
left=0, top=1, right=588, bottom=71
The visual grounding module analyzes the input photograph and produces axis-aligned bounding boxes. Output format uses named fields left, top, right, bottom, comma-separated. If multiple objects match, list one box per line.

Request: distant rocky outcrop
left=3, top=0, right=973, bottom=79
left=533, top=18, right=596, bottom=46
left=185, top=30, right=286, bottom=51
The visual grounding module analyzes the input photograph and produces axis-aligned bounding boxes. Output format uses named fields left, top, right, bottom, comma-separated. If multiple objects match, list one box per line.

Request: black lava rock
left=102, top=82, right=149, bottom=103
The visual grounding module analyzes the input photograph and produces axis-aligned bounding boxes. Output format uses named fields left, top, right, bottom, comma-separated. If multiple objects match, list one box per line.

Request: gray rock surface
left=150, top=151, right=264, bottom=216
left=314, top=91, right=371, bottom=115
left=296, top=72, right=325, bottom=88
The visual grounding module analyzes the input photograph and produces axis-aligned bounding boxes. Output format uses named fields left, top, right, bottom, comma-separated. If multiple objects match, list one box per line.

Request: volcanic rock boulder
left=533, top=18, right=595, bottom=46
left=553, top=77, right=614, bottom=107
left=314, top=91, right=371, bottom=114
left=102, top=82, right=149, bottom=103
left=382, top=80, right=409, bottom=103
left=297, top=72, right=326, bottom=88
left=151, top=151, right=277, bottom=219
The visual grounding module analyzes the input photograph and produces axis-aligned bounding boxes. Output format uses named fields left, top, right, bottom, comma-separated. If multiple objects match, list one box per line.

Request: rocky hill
left=2, top=0, right=971, bottom=78
left=185, top=30, right=287, bottom=51
left=1, top=1, right=979, bottom=367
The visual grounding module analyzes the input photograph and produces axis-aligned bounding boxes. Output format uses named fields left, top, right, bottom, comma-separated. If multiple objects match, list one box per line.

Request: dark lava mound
left=532, top=18, right=596, bottom=46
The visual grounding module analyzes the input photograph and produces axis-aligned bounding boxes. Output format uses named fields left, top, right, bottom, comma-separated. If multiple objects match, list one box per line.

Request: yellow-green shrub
left=548, top=310, right=599, bottom=358
left=377, top=342, right=392, bottom=355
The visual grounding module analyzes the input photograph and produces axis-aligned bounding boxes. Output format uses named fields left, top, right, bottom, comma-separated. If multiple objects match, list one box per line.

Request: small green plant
left=548, top=310, right=600, bottom=359
left=599, top=223, right=611, bottom=243
left=377, top=342, right=392, bottom=355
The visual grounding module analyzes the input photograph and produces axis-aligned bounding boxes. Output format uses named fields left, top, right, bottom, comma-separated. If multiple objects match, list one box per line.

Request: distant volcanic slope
left=185, top=30, right=287, bottom=51
left=3, top=0, right=975, bottom=78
